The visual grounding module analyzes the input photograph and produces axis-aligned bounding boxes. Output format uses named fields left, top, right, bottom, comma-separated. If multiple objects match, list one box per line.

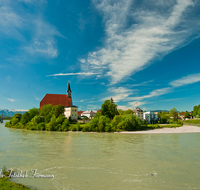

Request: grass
left=140, top=123, right=183, bottom=130
left=183, top=119, right=200, bottom=124
left=0, top=178, right=33, bottom=190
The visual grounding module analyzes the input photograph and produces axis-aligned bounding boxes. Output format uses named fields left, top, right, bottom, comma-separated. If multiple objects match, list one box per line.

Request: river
left=0, top=121, right=200, bottom=190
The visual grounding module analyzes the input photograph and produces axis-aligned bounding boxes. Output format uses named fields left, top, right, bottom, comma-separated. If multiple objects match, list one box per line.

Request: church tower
left=67, top=82, right=71, bottom=98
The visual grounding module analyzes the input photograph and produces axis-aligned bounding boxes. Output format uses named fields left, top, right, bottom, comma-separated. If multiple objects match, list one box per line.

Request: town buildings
left=133, top=107, right=158, bottom=123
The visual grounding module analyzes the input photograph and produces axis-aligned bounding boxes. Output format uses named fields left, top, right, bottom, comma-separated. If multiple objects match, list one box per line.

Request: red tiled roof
left=78, top=111, right=84, bottom=115
left=40, top=94, right=72, bottom=108
left=97, top=110, right=101, bottom=113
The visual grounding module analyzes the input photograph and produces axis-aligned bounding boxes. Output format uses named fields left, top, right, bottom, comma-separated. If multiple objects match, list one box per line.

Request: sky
left=1, top=0, right=200, bottom=112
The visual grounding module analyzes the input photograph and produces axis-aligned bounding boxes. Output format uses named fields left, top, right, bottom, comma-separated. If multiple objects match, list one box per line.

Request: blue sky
left=1, top=0, right=200, bottom=112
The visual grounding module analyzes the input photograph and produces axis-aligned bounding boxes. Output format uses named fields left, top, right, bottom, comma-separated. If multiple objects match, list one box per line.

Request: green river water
left=0, top=121, right=200, bottom=190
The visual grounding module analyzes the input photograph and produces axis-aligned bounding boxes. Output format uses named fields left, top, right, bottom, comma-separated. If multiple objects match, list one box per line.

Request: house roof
left=78, top=111, right=84, bottom=115
left=40, top=94, right=72, bottom=108
left=82, top=110, right=95, bottom=114
left=96, top=110, right=101, bottom=113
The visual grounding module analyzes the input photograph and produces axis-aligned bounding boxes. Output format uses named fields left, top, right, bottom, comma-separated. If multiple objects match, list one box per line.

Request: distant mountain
left=149, top=110, right=169, bottom=112
left=0, top=109, right=28, bottom=117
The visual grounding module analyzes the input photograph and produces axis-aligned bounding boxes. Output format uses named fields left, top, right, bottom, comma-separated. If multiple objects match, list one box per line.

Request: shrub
left=76, top=122, right=80, bottom=131
left=13, top=113, right=22, bottom=121
left=5, top=121, right=12, bottom=127
left=11, top=117, right=19, bottom=126
left=31, top=115, right=44, bottom=124
left=105, top=125, right=112, bottom=132
left=98, top=116, right=107, bottom=132
left=21, top=112, right=30, bottom=125
left=26, top=122, right=36, bottom=130
left=38, top=122, right=46, bottom=130
left=89, top=118, right=99, bottom=131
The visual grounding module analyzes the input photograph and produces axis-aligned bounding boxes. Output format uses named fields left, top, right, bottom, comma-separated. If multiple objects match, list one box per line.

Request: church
left=40, top=82, right=78, bottom=120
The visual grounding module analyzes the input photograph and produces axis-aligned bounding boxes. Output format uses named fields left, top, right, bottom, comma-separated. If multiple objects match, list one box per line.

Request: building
left=81, top=110, right=95, bottom=119
left=133, top=107, right=144, bottom=120
left=143, top=111, right=158, bottom=124
left=40, top=82, right=78, bottom=121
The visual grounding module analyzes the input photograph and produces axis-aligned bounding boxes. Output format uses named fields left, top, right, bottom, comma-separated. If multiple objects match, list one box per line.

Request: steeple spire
left=67, top=81, right=71, bottom=98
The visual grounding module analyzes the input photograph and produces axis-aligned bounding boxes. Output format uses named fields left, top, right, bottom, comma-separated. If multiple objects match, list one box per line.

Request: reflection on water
left=1, top=121, right=200, bottom=190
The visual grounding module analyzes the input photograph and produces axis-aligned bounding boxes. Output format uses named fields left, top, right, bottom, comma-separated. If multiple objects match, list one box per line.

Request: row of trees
left=191, top=105, right=200, bottom=118
left=5, top=104, right=70, bottom=131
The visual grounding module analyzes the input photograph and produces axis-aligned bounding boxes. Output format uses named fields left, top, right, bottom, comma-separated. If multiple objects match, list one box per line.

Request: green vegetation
left=0, top=166, right=33, bottom=190
left=183, top=119, right=200, bottom=124
left=0, top=178, right=33, bottom=190
left=101, top=98, right=118, bottom=119
left=5, top=100, right=185, bottom=133
left=170, top=108, right=178, bottom=122
left=5, top=105, right=70, bottom=132
left=192, top=105, right=200, bottom=118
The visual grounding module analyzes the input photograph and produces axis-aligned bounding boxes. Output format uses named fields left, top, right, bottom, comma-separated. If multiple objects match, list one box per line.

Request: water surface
left=0, top=121, right=200, bottom=189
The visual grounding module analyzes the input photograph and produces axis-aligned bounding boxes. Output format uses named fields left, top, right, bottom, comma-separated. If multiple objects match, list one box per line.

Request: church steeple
left=67, top=82, right=71, bottom=98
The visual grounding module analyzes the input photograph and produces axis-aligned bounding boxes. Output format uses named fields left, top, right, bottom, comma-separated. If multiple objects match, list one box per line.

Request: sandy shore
left=118, top=125, right=200, bottom=134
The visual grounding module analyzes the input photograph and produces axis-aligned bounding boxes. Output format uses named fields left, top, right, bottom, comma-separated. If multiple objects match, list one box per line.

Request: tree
left=28, top=108, right=39, bottom=120
left=124, top=109, right=133, bottom=115
left=40, top=104, right=53, bottom=117
left=21, top=112, right=30, bottom=125
left=170, top=108, right=178, bottom=121
left=53, top=105, right=65, bottom=118
left=101, top=98, right=118, bottom=119
left=184, top=111, right=190, bottom=118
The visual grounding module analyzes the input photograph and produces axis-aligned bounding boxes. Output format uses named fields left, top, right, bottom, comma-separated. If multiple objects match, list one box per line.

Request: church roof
left=67, top=82, right=71, bottom=92
left=40, top=94, right=72, bottom=108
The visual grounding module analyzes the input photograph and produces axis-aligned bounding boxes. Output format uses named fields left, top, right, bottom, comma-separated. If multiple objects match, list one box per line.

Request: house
left=40, top=82, right=78, bottom=121
left=133, top=107, right=144, bottom=120
left=81, top=110, right=95, bottom=119
left=143, top=111, right=158, bottom=124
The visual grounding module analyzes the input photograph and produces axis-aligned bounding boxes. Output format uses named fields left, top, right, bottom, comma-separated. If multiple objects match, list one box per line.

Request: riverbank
left=119, top=125, right=200, bottom=134
left=0, top=178, right=32, bottom=190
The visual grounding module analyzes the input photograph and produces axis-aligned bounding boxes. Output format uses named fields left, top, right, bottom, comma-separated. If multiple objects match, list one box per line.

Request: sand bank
left=118, top=125, right=200, bottom=134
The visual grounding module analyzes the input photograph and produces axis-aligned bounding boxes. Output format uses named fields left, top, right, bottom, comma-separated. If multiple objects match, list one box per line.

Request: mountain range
left=0, top=109, right=27, bottom=117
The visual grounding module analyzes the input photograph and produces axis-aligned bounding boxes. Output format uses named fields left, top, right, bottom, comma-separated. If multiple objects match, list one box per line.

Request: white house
left=143, top=111, right=158, bottom=124
left=81, top=110, right=95, bottom=119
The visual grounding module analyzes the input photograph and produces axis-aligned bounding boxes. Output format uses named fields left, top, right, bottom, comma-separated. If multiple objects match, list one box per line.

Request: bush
left=76, top=122, right=80, bottom=131
left=38, top=122, right=46, bottom=130
left=21, top=112, right=30, bottom=125
left=5, top=121, right=12, bottom=127
left=11, top=117, right=19, bottom=126
left=98, top=116, right=107, bottom=132
left=26, top=122, right=36, bottom=130
left=89, top=118, right=99, bottom=131
left=31, top=115, right=44, bottom=124
left=13, top=113, right=22, bottom=121
left=105, top=125, right=112, bottom=132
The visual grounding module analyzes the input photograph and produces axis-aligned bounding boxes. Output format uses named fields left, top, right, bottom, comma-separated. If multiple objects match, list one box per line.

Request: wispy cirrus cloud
left=0, top=2, right=64, bottom=59
left=8, top=98, right=16, bottom=102
left=80, top=0, right=200, bottom=84
left=101, top=87, right=133, bottom=102
left=46, top=72, right=99, bottom=77
left=169, top=73, right=200, bottom=87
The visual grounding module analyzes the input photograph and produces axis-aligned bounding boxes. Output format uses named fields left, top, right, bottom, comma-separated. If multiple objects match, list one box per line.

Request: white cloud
left=127, top=87, right=172, bottom=101
left=117, top=105, right=132, bottom=110
left=46, top=72, right=99, bottom=77
left=81, top=0, right=199, bottom=84
left=79, top=59, right=86, bottom=63
left=102, top=87, right=133, bottom=102
left=169, top=73, right=200, bottom=87
left=8, top=98, right=16, bottom=102
left=0, top=3, right=64, bottom=59
left=128, top=101, right=146, bottom=108
left=0, top=6, right=23, bottom=38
